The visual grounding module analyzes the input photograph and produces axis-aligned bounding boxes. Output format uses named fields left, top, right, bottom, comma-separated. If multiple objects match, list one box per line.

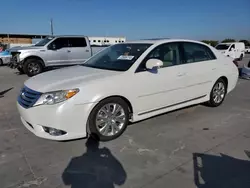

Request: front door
left=227, top=44, right=236, bottom=59
left=46, top=38, right=69, bottom=66
left=67, top=37, right=92, bottom=64
left=133, top=42, right=188, bottom=114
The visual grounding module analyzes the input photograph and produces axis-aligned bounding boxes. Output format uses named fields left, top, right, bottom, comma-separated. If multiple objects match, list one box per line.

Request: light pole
left=50, top=18, right=54, bottom=36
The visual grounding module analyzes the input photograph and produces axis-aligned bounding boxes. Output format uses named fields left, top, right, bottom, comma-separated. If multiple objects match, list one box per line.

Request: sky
left=1, top=0, right=250, bottom=40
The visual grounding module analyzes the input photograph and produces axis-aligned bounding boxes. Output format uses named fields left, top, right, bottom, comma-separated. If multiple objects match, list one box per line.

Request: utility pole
left=50, top=18, right=54, bottom=36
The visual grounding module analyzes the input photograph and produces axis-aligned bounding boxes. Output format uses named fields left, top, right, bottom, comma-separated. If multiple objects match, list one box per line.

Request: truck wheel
left=17, top=67, right=24, bottom=74
left=0, top=59, right=3, bottom=66
left=88, top=97, right=130, bottom=141
left=23, top=59, right=43, bottom=77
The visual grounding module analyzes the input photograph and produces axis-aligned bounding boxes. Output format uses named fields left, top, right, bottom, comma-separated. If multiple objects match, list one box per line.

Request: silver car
left=0, top=52, right=12, bottom=66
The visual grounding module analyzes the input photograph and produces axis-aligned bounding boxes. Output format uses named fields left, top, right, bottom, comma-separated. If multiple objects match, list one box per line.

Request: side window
left=182, top=42, right=216, bottom=63
left=229, top=44, right=235, bottom=51
left=49, top=38, right=69, bottom=49
left=136, top=42, right=181, bottom=72
left=68, top=37, right=87, bottom=47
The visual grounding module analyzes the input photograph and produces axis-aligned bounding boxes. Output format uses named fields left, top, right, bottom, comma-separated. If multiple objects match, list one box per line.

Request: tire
left=88, top=97, right=130, bottom=141
left=17, top=67, right=25, bottom=74
left=0, top=59, right=3, bottom=66
left=206, top=78, right=227, bottom=107
left=23, top=59, right=43, bottom=77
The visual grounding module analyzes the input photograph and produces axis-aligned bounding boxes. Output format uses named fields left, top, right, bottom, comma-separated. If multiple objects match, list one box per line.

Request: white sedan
left=17, top=39, right=239, bottom=141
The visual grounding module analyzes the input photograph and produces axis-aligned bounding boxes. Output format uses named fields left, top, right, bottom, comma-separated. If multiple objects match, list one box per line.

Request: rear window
left=68, top=37, right=87, bottom=47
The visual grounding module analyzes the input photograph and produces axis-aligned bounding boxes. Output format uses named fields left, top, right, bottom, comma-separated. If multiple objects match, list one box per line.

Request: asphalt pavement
left=0, top=55, right=250, bottom=188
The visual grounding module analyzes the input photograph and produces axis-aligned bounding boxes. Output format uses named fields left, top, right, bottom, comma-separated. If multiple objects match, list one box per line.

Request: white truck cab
left=215, top=42, right=245, bottom=60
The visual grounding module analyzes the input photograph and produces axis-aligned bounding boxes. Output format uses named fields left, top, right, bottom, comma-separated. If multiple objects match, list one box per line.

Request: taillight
left=233, top=60, right=238, bottom=67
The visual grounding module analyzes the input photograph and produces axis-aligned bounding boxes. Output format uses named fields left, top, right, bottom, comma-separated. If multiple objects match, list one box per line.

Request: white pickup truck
left=8, top=36, right=106, bottom=76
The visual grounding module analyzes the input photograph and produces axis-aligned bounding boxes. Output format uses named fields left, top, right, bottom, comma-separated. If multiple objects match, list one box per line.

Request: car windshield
left=215, top=44, right=230, bottom=50
left=82, top=43, right=152, bottom=71
left=34, top=36, right=54, bottom=46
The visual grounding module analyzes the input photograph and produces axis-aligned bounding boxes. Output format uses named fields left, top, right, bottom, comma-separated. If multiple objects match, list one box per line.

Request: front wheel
left=206, top=78, right=227, bottom=107
left=88, top=97, right=129, bottom=141
left=0, top=59, right=3, bottom=66
left=23, top=59, right=43, bottom=77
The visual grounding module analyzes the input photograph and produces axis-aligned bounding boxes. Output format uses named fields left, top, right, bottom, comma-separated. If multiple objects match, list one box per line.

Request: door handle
left=212, top=68, right=216, bottom=70
left=86, top=50, right=89, bottom=52
left=67, top=50, right=71, bottom=52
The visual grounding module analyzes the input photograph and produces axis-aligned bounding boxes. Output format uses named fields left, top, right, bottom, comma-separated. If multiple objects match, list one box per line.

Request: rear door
left=179, top=42, right=219, bottom=100
left=67, top=37, right=91, bottom=64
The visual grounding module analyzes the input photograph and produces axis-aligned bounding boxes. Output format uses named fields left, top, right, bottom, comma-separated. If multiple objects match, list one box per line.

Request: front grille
left=17, top=86, right=42, bottom=109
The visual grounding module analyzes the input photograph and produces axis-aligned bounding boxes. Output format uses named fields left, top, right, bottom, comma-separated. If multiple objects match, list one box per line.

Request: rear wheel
left=88, top=97, right=129, bottom=141
left=207, top=78, right=227, bottom=107
left=23, top=59, right=43, bottom=77
left=0, top=59, right=3, bottom=66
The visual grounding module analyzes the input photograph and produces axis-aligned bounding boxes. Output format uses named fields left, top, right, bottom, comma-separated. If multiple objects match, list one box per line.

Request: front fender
left=74, top=88, right=136, bottom=113
left=19, top=52, right=45, bottom=63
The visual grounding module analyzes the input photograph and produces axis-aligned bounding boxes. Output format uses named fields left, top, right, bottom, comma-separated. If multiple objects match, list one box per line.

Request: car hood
left=24, top=65, right=122, bottom=93
left=9, top=46, right=43, bottom=52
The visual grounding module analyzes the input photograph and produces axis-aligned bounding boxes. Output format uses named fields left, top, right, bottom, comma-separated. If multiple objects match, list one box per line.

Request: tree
left=201, top=40, right=219, bottom=47
left=239, top=40, right=250, bottom=46
left=221, top=39, right=236, bottom=43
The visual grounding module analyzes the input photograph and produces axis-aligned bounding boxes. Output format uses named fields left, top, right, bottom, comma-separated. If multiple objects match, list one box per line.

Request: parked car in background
left=16, top=39, right=239, bottom=141
left=0, top=50, right=12, bottom=66
left=8, top=35, right=106, bottom=76
left=215, top=42, right=245, bottom=61
left=245, top=46, right=250, bottom=54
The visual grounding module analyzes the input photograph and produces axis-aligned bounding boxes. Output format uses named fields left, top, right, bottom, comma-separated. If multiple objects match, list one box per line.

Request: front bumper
left=17, top=101, right=97, bottom=141
left=7, top=56, right=23, bottom=69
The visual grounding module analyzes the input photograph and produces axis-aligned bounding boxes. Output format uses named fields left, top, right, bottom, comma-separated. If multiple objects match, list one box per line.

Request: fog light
left=43, top=126, right=67, bottom=136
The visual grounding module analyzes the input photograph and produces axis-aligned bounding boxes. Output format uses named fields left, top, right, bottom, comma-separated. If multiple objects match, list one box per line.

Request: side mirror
left=230, top=47, right=235, bottom=51
left=145, top=59, right=163, bottom=70
left=48, top=43, right=57, bottom=50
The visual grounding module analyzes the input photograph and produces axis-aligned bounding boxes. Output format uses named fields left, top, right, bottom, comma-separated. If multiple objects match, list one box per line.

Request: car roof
left=47, top=35, right=87, bottom=38
left=124, top=39, right=208, bottom=45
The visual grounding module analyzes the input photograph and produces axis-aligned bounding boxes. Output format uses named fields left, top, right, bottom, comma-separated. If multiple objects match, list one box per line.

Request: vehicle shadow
left=62, top=136, right=127, bottom=188
left=193, top=151, right=250, bottom=188
left=0, top=87, right=13, bottom=98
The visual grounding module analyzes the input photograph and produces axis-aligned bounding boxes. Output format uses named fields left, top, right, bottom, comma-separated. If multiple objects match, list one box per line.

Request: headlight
left=34, top=88, right=79, bottom=106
